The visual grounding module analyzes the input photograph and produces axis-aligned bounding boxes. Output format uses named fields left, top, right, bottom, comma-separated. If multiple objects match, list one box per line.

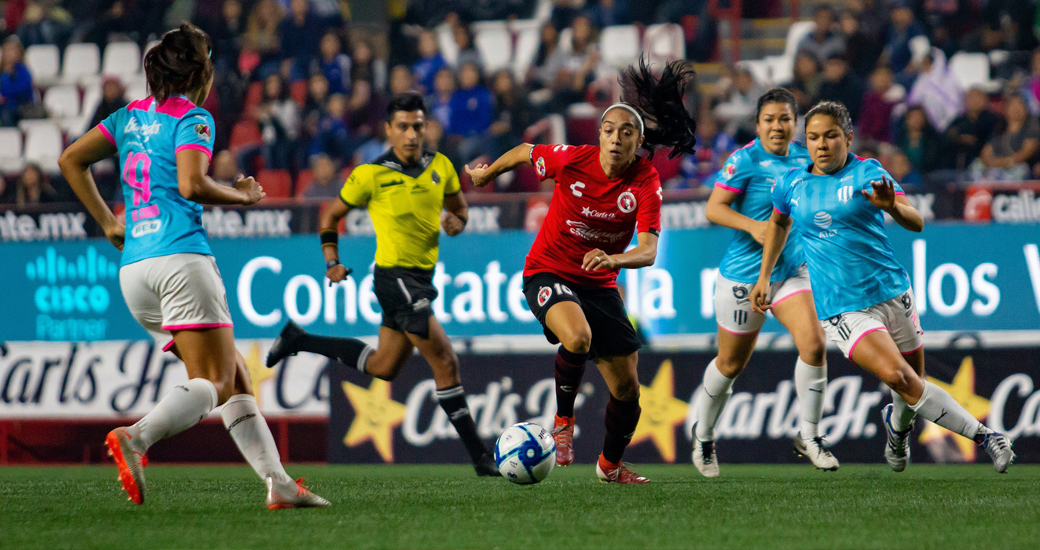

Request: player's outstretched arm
left=176, top=148, right=264, bottom=206
left=706, top=185, right=769, bottom=244
left=59, top=127, right=123, bottom=250
left=465, top=143, right=534, bottom=187
left=442, top=192, right=469, bottom=236
left=750, top=209, right=792, bottom=314
left=583, top=231, right=658, bottom=272
left=319, top=199, right=353, bottom=284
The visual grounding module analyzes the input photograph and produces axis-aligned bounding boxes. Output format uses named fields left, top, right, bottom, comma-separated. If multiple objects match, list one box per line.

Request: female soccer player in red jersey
left=466, top=59, right=697, bottom=483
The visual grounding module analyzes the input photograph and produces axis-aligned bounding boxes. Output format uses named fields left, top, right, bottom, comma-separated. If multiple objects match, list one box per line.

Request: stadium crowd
left=0, top=0, right=1038, bottom=208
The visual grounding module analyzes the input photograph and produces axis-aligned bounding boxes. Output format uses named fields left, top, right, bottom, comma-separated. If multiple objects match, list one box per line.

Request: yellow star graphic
left=245, top=342, right=274, bottom=407
left=630, top=360, right=690, bottom=463
left=918, top=356, right=991, bottom=461
left=342, top=379, right=407, bottom=463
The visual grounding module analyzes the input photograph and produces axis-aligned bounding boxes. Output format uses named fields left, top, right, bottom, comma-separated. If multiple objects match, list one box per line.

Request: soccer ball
left=494, top=422, right=556, bottom=485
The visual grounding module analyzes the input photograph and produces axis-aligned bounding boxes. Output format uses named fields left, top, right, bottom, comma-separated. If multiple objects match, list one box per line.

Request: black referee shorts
left=522, top=272, right=641, bottom=360
left=373, top=266, right=437, bottom=339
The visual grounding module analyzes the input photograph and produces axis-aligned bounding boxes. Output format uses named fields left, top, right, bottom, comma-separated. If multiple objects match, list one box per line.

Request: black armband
left=320, top=229, right=339, bottom=248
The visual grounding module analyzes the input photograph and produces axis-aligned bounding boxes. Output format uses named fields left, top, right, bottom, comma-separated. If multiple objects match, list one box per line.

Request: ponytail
left=620, top=57, right=698, bottom=159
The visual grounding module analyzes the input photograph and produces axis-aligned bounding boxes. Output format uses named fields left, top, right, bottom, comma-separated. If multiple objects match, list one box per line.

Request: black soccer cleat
left=474, top=453, right=502, bottom=477
left=266, top=321, right=306, bottom=368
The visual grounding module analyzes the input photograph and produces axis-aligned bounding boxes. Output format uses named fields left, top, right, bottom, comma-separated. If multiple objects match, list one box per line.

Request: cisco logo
left=27, top=246, right=116, bottom=340
left=814, top=211, right=833, bottom=229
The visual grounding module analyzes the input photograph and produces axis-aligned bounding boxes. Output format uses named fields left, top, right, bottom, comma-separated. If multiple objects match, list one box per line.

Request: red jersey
left=524, top=144, right=662, bottom=288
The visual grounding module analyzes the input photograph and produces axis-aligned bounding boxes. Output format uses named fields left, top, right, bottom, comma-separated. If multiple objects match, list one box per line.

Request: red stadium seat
left=229, top=120, right=262, bottom=151
left=243, top=81, right=263, bottom=117
left=295, top=169, right=314, bottom=197
left=289, top=80, right=308, bottom=106
left=257, top=169, right=292, bottom=198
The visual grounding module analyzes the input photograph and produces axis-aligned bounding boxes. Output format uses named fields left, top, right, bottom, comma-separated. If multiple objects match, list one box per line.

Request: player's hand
left=326, top=263, right=353, bottom=284
left=234, top=174, right=265, bottom=205
left=104, top=222, right=125, bottom=251
left=441, top=211, right=465, bottom=236
left=749, top=220, right=769, bottom=245
left=464, top=163, right=493, bottom=187
left=863, top=176, right=897, bottom=211
left=750, top=280, right=772, bottom=314
left=582, top=249, right=617, bottom=271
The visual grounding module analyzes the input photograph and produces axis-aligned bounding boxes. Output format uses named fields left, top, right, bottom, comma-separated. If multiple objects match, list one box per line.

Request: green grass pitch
left=2, top=464, right=1038, bottom=549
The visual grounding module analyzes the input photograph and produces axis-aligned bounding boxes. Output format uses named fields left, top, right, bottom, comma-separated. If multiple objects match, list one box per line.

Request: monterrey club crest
left=537, top=286, right=552, bottom=307
left=617, top=191, right=636, bottom=213
left=535, top=157, right=546, bottom=178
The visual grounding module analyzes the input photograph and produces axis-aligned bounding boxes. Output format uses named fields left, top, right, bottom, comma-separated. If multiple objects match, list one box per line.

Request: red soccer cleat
left=105, top=427, right=147, bottom=504
left=596, top=454, right=650, bottom=484
left=551, top=414, right=575, bottom=466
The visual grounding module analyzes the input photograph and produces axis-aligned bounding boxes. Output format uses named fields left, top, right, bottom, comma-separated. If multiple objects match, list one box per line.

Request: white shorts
left=715, top=265, right=812, bottom=335
left=821, top=290, right=924, bottom=358
left=119, top=253, right=233, bottom=352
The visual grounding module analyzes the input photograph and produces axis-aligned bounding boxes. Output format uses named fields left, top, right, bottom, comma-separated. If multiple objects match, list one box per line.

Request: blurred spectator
left=797, top=7, right=845, bottom=64
left=489, top=70, right=534, bottom=157
left=412, top=29, right=446, bottom=95
left=946, top=88, right=998, bottom=170
left=208, top=0, right=246, bottom=75
left=1025, top=49, right=1040, bottom=112
left=350, top=40, right=386, bottom=93
left=850, top=0, right=888, bottom=40
left=452, top=23, right=483, bottom=70
left=884, top=3, right=926, bottom=76
left=256, top=74, right=300, bottom=170
left=316, top=32, right=351, bottom=96
left=89, top=77, right=128, bottom=131
left=84, top=1, right=132, bottom=48
left=905, top=49, right=963, bottom=131
left=789, top=52, right=822, bottom=115
left=424, top=118, right=460, bottom=168
left=895, top=106, right=945, bottom=176
left=531, top=22, right=560, bottom=87
left=389, top=65, right=415, bottom=96
left=427, top=67, right=455, bottom=129
left=538, top=15, right=600, bottom=111
left=960, top=23, right=1004, bottom=55
left=280, top=0, right=327, bottom=82
left=671, top=110, right=736, bottom=190
left=0, top=37, right=35, bottom=127
left=839, top=10, right=880, bottom=78
left=971, top=95, right=1040, bottom=182
left=15, top=163, right=55, bottom=208
left=817, top=55, right=864, bottom=122
left=308, top=93, right=350, bottom=163
left=212, top=150, right=240, bottom=186
left=244, top=0, right=284, bottom=80
left=449, top=63, right=494, bottom=162
left=302, top=73, right=330, bottom=140
left=858, top=66, right=905, bottom=144
left=586, top=0, right=627, bottom=29
left=352, top=122, right=388, bottom=165
left=0, top=173, right=10, bottom=204
left=303, top=154, right=342, bottom=199
left=712, top=65, right=764, bottom=137
left=886, top=149, right=922, bottom=186
left=16, top=1, right=72, bottom=50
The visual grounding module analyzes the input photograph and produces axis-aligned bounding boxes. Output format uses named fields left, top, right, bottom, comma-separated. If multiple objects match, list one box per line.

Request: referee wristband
left=320, top=229, right=339, bottom=248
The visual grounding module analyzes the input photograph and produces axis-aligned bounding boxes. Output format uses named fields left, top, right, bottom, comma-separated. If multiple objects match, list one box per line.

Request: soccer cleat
left=266, top=321, right=306, bottom=368
left=266, top=477, right=332, bottom=509
left=976, top=431, right=1015, bottom=474
left=551, top=414, right=575, bottom=466
left=104, top=427, right=147, bottom=505
left=690, top=422, right=719, bottom=478
left=882, top=403, right=913, bottom=472
left=793, top=435, right=840, bottom=471
left=596, top=455, right=650, bottom=484
left=474, top=453, right=502, bottom=477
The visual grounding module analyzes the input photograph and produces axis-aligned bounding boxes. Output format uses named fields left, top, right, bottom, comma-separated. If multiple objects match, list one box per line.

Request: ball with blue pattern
left=494, top=422, right=556, bottom=485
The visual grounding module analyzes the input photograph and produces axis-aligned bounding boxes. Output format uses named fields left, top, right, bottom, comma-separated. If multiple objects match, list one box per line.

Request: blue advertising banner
left=1, top=223, right=1039, bottom=342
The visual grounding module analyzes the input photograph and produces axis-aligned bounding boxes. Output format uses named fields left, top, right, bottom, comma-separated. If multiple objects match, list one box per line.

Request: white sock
left=908, top=381, right=985, bottom=440
left=695, top=359, right=735, bottom=442
left=128, top=378, right=218, bottom=450
left=794, top=359, right=826, bottom=440
left=891, top=392, right=917, bottom=432
left=221, top=394, right=293, bottom=484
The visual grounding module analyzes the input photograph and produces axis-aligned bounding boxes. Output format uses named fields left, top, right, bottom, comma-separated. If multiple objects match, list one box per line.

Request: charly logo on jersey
left=537, top=286, right=552, bottom=307
left=581, top=206, right=616, bottom=220
left=837, top=184, right=854, bottom=204
left=124, top=118, right=162, bottom=137
left=617, top=191, right=636, bottom=213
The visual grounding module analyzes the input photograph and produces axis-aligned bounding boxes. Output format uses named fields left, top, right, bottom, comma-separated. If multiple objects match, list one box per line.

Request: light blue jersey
left=98, top=95, right=215, bottom=266
left=715, top=138, right=810, bottom=283
left=771, top=153, right=910, bottom=320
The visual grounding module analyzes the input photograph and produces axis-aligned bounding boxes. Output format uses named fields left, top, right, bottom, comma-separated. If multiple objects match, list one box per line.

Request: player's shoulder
left=428, top=151, right=457, bottom=174
left=850, top=155, right=887, bottom=180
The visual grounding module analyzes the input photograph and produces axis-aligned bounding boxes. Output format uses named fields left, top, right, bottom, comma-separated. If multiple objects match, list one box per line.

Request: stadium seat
left=243, top=81, right=264, bottom=117
left=289, top=79, right=308, bottom=106
left=25, top=44, right=60, bottom=86
left=295, top=169, right=314, bottom=197
left=0, top=127, right=24, bottom=173
left=125, top=77, right=149, bottom=102
left=229, top=120, right=262, bottom=151
left=101, top=42, right=141, bottom=79
left=61, top=43, right=101, bottom=85
left=435, top=23, right=459, bottom=67
left=59, top=116, right=92, bottom=138
left=81, top=83, right=102, bottom=118
left=778, top=20, right=815, bottom=85
left=949, top=52, right=1000, bottom=93
left=557, top=27, right=574, bottom=55
left=510, top=20, right=541, bottom=81
left=256, top=169, right=292, bottom=198
left=43, top=85, right=81, bottom=118
left=644, top=24, right=685, bottom=64
left=599, top=25, right=640, bottom=70
left=23, top=121, right=64, bottom=173
left=474, top=23, right=513, bottom=73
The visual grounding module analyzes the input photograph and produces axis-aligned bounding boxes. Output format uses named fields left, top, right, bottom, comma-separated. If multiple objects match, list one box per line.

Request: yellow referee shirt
left=339, top=149, right=461, bottom=270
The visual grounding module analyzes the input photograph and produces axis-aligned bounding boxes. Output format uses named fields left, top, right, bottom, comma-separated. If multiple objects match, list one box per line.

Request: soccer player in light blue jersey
left=60, top=24, right=330, bottom=507
left=692, top=89, right=837, bottom=477
left=752, top=101, right=1015, bottom=473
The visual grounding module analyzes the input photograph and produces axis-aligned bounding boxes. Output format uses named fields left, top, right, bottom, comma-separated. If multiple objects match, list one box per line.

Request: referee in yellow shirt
left=267, top=93, right=499, bottom=476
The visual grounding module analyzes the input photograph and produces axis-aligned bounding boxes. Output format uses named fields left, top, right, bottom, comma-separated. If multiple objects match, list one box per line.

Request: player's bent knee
left=715, top=355, right=746, bottom=378
left=560, top=330, right=592, bottom=355
left=611, top=381, right=640, bottom=401
left=800, top=338, right=827, bottom=366
left=879, top=363, right=916, bottom=393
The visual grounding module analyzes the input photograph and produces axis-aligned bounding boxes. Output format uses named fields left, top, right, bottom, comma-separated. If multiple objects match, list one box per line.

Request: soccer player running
left=59, top=24, right=330, bottom=507
left=752, top=101, right=1015, bottom=473
left=465, top=59, right=696, bottom=483
left=693, top=88, right=836, bottom=477
left=265, top=92, right=500, bottom=476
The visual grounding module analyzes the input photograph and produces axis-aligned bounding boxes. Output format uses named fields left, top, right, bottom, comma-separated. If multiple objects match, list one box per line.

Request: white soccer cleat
left=794, top=435, right=840, bottom=471
left=266, top=477, right=332, bottom=509
left=977, top=432, right=1015, bottom=474
left=691, top=425, right=720, bottom=478
left=882, top=403, right=912, bottom=473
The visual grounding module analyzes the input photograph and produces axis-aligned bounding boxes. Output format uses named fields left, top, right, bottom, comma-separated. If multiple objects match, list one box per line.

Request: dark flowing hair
left=619, top=57, right=698, bottom=159
left=144, top=22, right=213, bottom=104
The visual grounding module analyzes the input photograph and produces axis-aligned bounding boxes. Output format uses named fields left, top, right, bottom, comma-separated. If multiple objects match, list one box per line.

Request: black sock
left=602, top=395, right=641, bottom=464
left=437, top=385, right=488, bottom=463
left=555, top=345, right=587, bottom=418
left=297, top=334, right=372, bottom=372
